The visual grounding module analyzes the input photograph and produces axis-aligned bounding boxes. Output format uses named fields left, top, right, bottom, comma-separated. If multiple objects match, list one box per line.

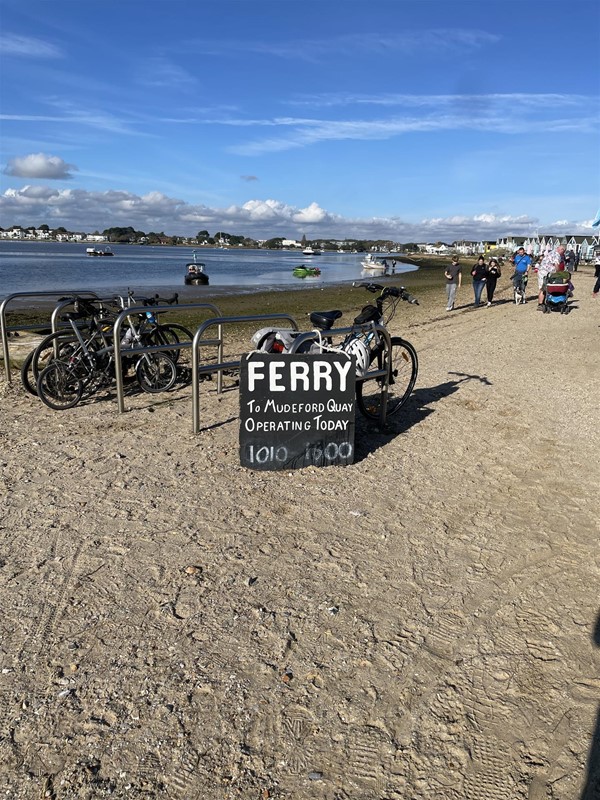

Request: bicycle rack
left=0, top=290, right=102, bottom=384
left=112, top=302, right=223, bottom=413
left=289, top=323, right=393, bottom=430
left=191, top=314, right=299, bottom=433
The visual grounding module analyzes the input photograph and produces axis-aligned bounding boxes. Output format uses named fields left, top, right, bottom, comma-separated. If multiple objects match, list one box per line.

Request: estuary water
left=0, top=241, right=417, bottom=299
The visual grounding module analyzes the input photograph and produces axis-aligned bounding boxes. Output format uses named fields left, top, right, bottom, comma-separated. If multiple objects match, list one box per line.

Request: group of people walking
left=444, top=245, right=593, bottom=311
left=444, top=254, right=502, bottom=310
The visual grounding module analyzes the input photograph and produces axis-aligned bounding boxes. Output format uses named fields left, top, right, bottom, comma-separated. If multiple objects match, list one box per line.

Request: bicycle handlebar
left=142, top=293, right=179, bottom=306
left=352, top=281, right=419, bottom=305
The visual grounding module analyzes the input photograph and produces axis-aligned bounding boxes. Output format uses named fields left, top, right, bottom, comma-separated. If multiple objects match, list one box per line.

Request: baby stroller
left=542, top=278, right=571, bottom=314
left=512, top=272, right=528, bottom=304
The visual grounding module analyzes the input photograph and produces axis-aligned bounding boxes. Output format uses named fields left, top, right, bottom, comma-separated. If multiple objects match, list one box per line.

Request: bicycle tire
left=21, top=333, right=80, bottom=396
left=36, top=362, right=84, bottom=410
left=356, top=336, right=418, bottom=420
left=135, top=353, right=177, bottom=393
left=145, top=323, right=193, bottom=364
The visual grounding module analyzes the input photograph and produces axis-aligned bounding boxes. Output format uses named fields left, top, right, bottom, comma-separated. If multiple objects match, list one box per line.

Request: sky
left=0, top=0, right=599, bottom=243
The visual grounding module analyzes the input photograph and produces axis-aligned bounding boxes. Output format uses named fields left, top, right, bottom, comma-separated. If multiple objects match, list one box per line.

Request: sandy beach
left=1, top=269, right=599, bottom=799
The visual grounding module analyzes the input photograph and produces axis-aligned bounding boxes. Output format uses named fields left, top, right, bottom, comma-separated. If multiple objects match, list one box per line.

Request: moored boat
left=361, top=253, right=388, bottom=271
left=293, top=265, right=321, bottom=278
left=86, top=246, right=113, bottom=256
left=184, top=252, right=209, bottom=285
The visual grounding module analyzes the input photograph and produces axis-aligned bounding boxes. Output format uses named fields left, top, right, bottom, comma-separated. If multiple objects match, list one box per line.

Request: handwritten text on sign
left=239, top=353, right=356, bottom=470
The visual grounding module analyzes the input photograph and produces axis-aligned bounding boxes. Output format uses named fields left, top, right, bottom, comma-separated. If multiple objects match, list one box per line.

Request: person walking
left=444, top=255, right=462, bottom=311
left=537, top=244, right=566, bottom=307
left=565, top=248, right=577, bottom=272
left=470, top=255, right=487, bottom=306
left=592, top=257, right=600, bottom=298
left=485, top=258, right=502, bottom=305
left=511, top=246, right=532, bottom=301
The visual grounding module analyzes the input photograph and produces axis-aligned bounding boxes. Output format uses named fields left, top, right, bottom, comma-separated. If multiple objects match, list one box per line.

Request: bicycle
left=251, top=282, right=419, bottom=421
left=29, top=297, right=178, bottom=409
left=21, top=292, right=192, bottom=397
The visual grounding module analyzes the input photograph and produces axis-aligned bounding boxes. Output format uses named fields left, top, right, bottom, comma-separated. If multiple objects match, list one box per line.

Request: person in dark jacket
left=593, top=258, right=600, bottom=298
left=485, top=258, right=502, bottom=306
left=470, top=256, right=487, bottom=306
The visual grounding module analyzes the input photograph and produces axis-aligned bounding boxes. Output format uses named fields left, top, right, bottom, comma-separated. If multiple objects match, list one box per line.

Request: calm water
left=0, top=241, right=417, bottom=299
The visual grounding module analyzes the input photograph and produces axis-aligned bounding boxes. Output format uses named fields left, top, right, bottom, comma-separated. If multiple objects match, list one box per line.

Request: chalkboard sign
left=239, top=353, right=356, bottom=470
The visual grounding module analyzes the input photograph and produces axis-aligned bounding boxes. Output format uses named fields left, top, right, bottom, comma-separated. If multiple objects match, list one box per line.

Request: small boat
left=302, top=246, right=315, bottom=256
left=86, top=246, right=113, bottom=256
left=293, top=265, right=321, bottom=278
left=361, top=254, right=388, bottom=271
left=184, top=252, right=209, bottom=285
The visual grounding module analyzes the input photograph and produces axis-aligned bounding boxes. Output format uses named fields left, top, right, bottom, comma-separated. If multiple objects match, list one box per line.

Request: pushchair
left=542, top=273, right=572, bottom=314
left=512, top=272, right=528, bottom=304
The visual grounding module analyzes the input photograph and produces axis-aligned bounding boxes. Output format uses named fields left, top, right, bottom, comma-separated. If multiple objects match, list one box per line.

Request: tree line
left=1, top=223, right=421, bottom=253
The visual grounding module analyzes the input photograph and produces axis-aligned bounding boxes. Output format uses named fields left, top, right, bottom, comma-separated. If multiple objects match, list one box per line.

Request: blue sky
left=1, top=0, right=599, bottom=242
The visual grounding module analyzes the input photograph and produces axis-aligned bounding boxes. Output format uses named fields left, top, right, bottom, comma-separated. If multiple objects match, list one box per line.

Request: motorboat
left=361, top=253, right=389, bottom=271
left=86, top=246, right=113, bottom=256
left=302, top=246, right=321, bottom=256
left=184, top=252, right=209, bottom=285
left=292, top=265, right=321, bottom=278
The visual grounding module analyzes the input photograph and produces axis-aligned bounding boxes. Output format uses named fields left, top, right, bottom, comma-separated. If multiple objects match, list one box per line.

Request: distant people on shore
left=445, top=255, right=462, bottom=311
left=470, top=255, right=487, bottom=306
left=441, top=246, right=589, bottom=310
left=485, top=258, right=501, bottom=306
left=565, top=248, right=578, bottom=272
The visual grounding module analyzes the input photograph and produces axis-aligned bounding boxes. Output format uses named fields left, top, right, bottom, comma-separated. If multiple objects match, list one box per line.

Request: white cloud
left=4, top=153, right=78, bottom=180
left=1, top=185, right=595, bottom=241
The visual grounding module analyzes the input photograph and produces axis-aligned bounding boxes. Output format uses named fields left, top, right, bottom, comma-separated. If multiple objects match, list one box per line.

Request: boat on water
left=361, top=253, right=389, bottom=271
left=302, top=246, right=321, bottom=256
left=86, top=246, right=113, bottom=256
left=293, top=265, right=321, bottom=278
left=184, top=252, right=209, bottom=285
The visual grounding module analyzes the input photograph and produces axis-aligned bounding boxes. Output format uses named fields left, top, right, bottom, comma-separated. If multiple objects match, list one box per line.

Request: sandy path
left=1, top=273, right=599, bottom=799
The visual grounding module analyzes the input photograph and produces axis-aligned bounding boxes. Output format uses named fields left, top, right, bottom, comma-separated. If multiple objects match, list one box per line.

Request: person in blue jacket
left=511, top=246, right=532, bottom=297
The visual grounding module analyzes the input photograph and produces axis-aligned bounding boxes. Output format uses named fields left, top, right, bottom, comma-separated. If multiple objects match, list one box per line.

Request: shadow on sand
left=353, top=371, right=492, bottom=462
left=580, top=612, right=600, bottom=799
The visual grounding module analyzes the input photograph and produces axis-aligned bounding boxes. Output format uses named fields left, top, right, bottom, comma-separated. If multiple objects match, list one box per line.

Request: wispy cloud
left=222, top=110, right=600, bottom=155
left=0, top=33, right=63, bottom=58
left=289, top=92, right=593, bottom=110
left=184, top=29, right=500, bottom=63
left=135, top=57, right=197, bottom=89
left=1, top=100, right=147, bottom=136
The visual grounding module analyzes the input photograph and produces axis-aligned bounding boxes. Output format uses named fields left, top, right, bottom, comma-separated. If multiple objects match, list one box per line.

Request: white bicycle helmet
left=344, top=338, right=370, bottom=377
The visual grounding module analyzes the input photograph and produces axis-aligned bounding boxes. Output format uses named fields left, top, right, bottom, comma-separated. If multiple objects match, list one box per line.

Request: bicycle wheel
left=356, top=336, right=418, bottom=420
left=21, top=333, right=80, bottom=396
left=36, top=362, right=84, bottom=410
left=145, top=323, right=193, bottom=364
left=135, top=353, right=177, bottom=393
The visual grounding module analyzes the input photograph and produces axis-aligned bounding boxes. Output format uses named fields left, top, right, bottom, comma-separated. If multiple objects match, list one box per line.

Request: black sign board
left=240, top=353, right=356, bottom=470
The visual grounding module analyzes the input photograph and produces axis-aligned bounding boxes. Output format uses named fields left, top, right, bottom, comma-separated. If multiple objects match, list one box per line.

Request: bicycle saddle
left=309, top=310, right=342, bottom=330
